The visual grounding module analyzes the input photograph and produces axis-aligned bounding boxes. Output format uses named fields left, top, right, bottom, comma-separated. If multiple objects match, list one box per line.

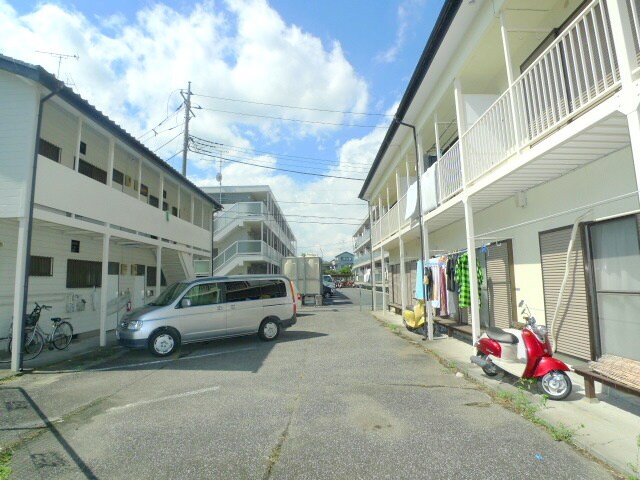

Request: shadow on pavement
left=0, top=387, right=97, bottom=479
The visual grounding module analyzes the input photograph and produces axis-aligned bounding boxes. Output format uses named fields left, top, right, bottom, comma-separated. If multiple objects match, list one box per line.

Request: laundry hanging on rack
left=455, top=252, right=483, bottom=308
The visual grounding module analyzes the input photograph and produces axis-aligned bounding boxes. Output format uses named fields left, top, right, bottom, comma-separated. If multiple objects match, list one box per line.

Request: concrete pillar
left=417, top=133, right=433, bottom=340
left=380, top=245, right=386, bottom=314
left=159, top=173, right=164, bottom=211
left=399, top=235, right=407, bottom=312
left=156, top=246, right=162, bottom=295
left=107, top=138, right=114, bottom=187
left=100, top=232, right=110, bottom=347
left=137, top=158, right=142, bottom=200
left=74, top=117, right=83, bottom=172
left=11, top=218, right=29, bottom=370
left=454, top=78, right=469, bottom=185
left=500, top=11, right=522, bottom=149
left=463, top=196, right=481, bottom=346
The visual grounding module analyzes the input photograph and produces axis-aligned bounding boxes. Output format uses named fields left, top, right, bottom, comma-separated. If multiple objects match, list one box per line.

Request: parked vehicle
left=470, top=300, right=572, bottom=400
left=322, top=275, right=336, bottom=297
left=282, top=256, right=326, bottom=302
left=116, top=275, right=297, bottom=356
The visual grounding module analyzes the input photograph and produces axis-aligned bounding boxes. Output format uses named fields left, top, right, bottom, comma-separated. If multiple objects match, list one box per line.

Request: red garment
left=439, top=266, right=448, bottom=316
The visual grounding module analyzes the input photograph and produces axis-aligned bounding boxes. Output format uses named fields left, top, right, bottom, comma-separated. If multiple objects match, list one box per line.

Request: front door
left=589, top=216, right=640, bottom=361
left=178, top=282, right=226, bottom=341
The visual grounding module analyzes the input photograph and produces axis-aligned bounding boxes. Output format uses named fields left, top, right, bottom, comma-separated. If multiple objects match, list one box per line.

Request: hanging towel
left=439, top=266, right=448, bottom=316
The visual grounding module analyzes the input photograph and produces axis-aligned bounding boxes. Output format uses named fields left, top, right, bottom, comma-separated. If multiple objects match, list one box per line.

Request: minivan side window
left=261, top=280, right=286, bottom=299
left=183, top=283, right=221, bottom=306
left=224, top=280, right=263, bottom=302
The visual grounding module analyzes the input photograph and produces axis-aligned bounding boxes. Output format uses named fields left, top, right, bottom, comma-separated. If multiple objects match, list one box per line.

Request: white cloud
left=376, top=0, right=426, bottom=64
left=0, top=0, right=384, bottom=258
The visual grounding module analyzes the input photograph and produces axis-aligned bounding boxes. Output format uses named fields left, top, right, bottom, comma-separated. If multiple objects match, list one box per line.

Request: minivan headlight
left=127, top=320, right=143, bottom=331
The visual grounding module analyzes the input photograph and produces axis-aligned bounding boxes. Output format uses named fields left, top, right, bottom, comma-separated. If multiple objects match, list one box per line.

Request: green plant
left=539, top=394, right=549, bottom=409
left=516, top=378, right=536, bottom=391
left=0, top=447, right=12, bottom=480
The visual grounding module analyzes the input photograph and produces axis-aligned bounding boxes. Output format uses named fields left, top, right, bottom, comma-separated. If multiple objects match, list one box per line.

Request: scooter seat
left=486, top=327, right=519, bottom=344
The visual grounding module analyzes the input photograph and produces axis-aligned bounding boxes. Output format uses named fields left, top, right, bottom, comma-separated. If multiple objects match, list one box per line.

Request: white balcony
left=35, top=158, right=211, bottom=251
left=212, top=240, right=282, bottom=275
left=372, top=0, right=635, bottom=247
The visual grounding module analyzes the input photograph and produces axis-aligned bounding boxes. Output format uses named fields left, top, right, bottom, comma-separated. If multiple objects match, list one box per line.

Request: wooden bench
left=388, top=303, right=403, bottom=315
left=573, top=365, right=640, bottom=400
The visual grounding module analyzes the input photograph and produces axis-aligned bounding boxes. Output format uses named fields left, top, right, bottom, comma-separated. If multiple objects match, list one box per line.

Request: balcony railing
left=372, top=0, right=627, bottom=247
left=354, top=229, right=371, bottom=249
left=211, top=240, right=283, bottom=273
left=215, top=202, right=263, bottom=232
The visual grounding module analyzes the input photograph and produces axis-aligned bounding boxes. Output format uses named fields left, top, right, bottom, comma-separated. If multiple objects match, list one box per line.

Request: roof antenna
left=35, top=50, right=79, bottom=79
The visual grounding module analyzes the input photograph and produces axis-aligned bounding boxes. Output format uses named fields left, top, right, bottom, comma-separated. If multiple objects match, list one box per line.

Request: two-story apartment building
left=360, top=0, right=640, bottom=367
left=0, top=54, right=221, bottom=366
left=204, top=185, right=296, bottom=275
left=332, top=251, right=355, bottom=271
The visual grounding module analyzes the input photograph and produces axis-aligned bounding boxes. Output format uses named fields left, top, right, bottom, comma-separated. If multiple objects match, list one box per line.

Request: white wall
left=0, top=71, right=38, bottom=218
left=41, top=101, right=78, bottom=170
left=0, top=219, right=157, bottom=336
left=426, top=147, right=640, bottom=323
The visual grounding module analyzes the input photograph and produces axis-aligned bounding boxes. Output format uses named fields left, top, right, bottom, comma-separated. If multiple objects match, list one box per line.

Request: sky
left=0, top=0, right=443, bottom=258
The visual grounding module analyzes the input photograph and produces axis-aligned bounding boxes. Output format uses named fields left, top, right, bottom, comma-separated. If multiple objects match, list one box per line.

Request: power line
left=152, top=130, right=184, bottom=153
left=217, top=212, right=365, bottom=221
left=195, top=138, right=372, bottom=168
left=193, top=105, right=390, bottom=129
left=137, top=104, right=183, bottom=141
left=278, top=200, right=365, bottom=206
left=190, top=141, right=366, bottom=181
left=192, top=92, right=393, bottom=118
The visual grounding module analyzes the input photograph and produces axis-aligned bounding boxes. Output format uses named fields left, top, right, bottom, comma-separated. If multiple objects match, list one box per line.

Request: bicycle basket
left=25, top=314, right=38, bottom=328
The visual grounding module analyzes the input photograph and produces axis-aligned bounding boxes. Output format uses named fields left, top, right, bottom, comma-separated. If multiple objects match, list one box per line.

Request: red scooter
left=470, top=301, right=572, bottom=400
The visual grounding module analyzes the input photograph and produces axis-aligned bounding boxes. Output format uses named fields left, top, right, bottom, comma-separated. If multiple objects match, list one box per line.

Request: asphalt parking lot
left=0, top=288, right=615, bottom=479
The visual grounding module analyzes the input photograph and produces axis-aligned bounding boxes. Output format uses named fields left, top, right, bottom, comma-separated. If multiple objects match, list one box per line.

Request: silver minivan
left=116, top=275, right=297, bottom=356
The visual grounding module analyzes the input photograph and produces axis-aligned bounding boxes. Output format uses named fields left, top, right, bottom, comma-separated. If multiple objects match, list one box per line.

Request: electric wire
left=193, top=137, right=373, bottom=168
left=190, top=144, right=366, bottom=181
left=152, top=130, right=184, bottom=153
left=193, top=105, right=391, bottom=129
left=137, top=104, right=183, bottom=141
left=191, top=92, right=393, bottom=117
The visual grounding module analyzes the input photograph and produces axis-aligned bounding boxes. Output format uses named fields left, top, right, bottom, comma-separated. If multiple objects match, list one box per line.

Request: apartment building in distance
left=0, top=54, right=221, bottom=363
left=204, top=185, right=296, bottom=275
left=359, top=0, right=640, bottom=370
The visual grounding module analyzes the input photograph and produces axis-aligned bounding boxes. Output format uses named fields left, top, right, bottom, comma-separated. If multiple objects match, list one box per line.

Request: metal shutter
left=487, top=241, right=516, bottom=329
left=539, top=227, right=591, bottom=360
left=390, top=264, right=401, bottom=305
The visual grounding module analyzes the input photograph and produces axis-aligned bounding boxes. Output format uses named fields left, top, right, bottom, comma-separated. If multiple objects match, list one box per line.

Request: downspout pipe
left=14, top=85, right=61, bottom=371
left=367, top=200, right=376, bottom=312
left=394, top=118, right=430, bottom=339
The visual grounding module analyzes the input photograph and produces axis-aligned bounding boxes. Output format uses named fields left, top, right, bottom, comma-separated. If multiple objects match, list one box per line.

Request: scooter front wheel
left=539, top=370, right=572, bottom=400
left=478, top=352, right=499, bottom=377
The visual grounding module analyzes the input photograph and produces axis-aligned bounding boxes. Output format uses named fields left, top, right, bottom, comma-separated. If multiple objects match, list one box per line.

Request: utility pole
left=181, top=81, right=193, bottom=176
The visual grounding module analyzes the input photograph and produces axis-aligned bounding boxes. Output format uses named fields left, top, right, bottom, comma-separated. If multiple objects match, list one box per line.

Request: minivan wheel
left=258, top=319, right=280, bottom=341
left=149, top=329, right=179, bottom=356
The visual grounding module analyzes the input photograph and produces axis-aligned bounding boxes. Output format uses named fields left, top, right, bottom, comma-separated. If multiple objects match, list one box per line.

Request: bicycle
left=0, top=303, right=73, bottom=363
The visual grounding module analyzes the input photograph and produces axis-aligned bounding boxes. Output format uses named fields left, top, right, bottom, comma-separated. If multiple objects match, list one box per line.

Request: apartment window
left=30, top=256, right=53, bottom=276
left=39, top=139, right=61, bottom=163
left=146, top=266, right=167, bottom=286
left=149, top=195, right=159, bottom=207
left=162, top=201, right=168, bottom=212
left=172, top=206, right=178, bottom=216
left=140, top=184, right=149, bottom=197
left=112, top=169, right=124, bottom=185
left=78, top=159, right=107, bottom=184
left=66, top=259, right=102, bottom=288
left=108, top=262, right=119, bottom=275
left=79, top=141, right=87, bottom=155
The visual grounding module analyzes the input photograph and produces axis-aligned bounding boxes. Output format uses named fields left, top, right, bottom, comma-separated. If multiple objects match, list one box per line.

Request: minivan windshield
left=147, top=282, right=190, bottom=307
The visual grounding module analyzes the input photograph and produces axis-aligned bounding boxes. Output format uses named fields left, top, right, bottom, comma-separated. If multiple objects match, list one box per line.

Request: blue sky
left=0, top=0, right=443, bottom=256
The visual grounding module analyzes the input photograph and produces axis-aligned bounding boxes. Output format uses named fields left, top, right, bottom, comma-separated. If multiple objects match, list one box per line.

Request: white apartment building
left=0, top=54, right=221, bottom=363
left=204, top=185, right=296, bottom=275
left=359, top=0, right=640, bottom=367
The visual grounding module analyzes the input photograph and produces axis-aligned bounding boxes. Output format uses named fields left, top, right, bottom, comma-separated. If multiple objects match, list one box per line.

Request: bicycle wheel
left=52, top=322, right=73, bottom=350
left=22, top=330, right=44, bottom=361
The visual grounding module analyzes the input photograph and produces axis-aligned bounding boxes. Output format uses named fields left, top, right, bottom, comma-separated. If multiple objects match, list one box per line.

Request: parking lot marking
left=108, top=386, right=220, bottom=412
left=86, top=346, right=257, bottom=372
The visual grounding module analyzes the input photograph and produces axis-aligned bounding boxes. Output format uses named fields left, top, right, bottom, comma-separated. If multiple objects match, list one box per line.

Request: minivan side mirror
left=181, top=298, right=192, bottom=308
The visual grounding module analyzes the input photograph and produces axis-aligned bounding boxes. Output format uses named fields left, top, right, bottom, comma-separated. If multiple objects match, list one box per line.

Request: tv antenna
left=35, top=50, right=79, bottom=79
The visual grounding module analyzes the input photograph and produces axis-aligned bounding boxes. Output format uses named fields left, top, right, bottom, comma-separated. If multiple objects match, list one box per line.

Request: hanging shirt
left=455, top=253, right=483, bottom=308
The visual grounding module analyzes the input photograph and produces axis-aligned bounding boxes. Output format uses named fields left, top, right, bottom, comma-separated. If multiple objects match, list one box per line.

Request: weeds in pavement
left=0, top=448, right=12, bottom=480
left=628, top=433, right=640, bottom=480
